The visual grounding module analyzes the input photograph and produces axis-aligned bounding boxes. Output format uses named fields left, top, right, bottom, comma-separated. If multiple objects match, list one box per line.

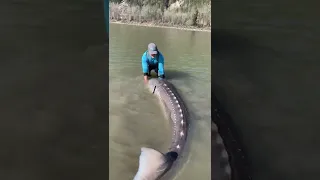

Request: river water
left=213, top=1, right=320, bottom=180
left=109, top=23, right=211, bottom=180
left=0, top=1, right=108, bottom=180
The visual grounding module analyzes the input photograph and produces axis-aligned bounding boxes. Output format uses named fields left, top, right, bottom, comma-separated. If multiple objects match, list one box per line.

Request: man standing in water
left=142, top=43, right=165, bottom=84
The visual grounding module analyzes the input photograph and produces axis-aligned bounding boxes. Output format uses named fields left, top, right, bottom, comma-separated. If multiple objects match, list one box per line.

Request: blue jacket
left=141, top=51, right=165, bottom=76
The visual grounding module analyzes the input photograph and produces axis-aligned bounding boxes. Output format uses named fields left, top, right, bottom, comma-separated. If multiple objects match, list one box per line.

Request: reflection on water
left=109, top=23, right=211, bottom=180
left=213, top=1, right=320, bottom=180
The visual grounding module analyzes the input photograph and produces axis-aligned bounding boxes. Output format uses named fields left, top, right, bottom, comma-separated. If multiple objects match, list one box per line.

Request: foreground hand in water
left=133, top=147, right=178, bottom=180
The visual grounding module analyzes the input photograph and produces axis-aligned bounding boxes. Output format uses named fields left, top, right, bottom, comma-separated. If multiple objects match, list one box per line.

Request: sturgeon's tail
left=133, top=147, right=178, bottom=180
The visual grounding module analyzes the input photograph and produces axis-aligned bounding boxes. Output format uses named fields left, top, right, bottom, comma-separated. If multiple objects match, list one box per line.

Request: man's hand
left=159, top=74, right=165, bottom=79
left=144, top=75, right=148, bottom=84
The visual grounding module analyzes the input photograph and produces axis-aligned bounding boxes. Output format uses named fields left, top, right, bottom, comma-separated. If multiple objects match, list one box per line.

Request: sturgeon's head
left=133, top=147, right=178, bottom=180
left=146, top=78, right=162, bottom=94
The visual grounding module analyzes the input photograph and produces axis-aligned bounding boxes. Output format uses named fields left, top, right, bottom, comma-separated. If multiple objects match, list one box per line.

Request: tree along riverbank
left=109, top=1, right=211, bottom=31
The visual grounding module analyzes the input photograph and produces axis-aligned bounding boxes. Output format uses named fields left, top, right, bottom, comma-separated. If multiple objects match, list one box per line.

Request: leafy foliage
left=109, top=0, right=211, bottom=28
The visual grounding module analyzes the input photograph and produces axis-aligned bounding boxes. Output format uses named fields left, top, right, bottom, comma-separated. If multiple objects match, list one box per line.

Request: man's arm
left=141, top=53, right=149, bottom=82
left=158, top=53, right=165, bottom=78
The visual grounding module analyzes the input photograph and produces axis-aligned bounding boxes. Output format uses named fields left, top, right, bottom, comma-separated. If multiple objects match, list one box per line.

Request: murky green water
left=213, top=1, right=320, bottom=180
left=109, top=23, right=211, bottom=180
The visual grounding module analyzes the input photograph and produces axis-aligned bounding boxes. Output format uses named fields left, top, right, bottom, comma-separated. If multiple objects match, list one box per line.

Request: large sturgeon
left=133, top=78, right=233, bottom=180
left=133, top=78, right=188, bottom=180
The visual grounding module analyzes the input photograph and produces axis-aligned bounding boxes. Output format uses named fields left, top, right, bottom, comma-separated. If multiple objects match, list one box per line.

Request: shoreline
left=109, top=20, right=211, bottom=32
